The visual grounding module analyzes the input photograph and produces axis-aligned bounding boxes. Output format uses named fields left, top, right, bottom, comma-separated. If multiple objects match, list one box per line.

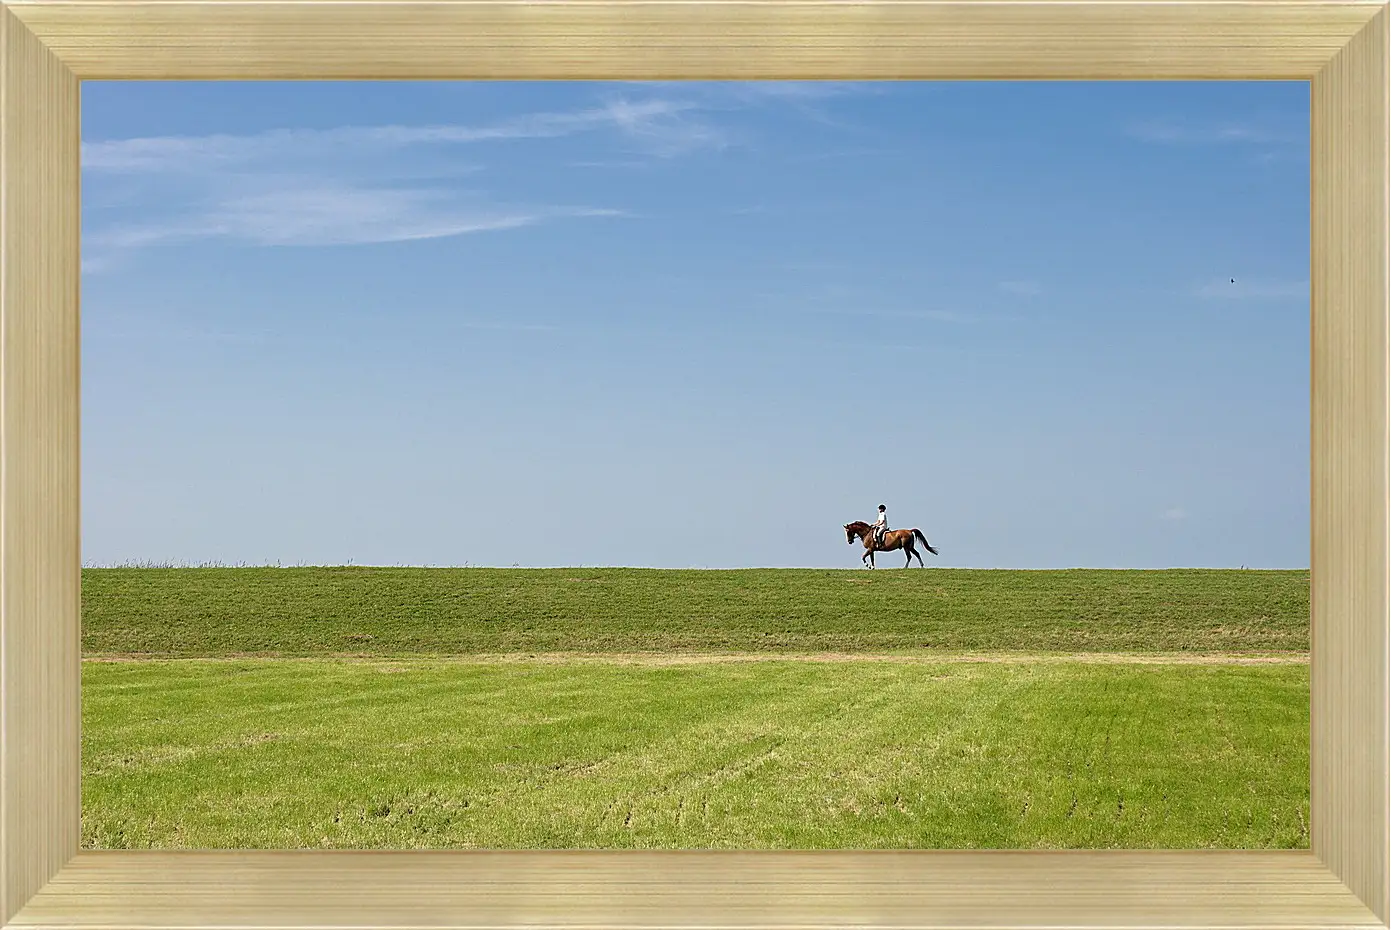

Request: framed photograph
left=2, top=1, right=1386, bottom=928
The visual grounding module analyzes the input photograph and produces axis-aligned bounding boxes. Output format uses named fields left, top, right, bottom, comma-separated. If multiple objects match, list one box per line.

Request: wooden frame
left=1, top=0, right=1386, bottom=927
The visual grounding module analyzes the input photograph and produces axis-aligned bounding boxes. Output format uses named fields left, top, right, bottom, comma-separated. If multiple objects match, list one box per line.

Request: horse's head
left=844, top=522, right=866, bottom=544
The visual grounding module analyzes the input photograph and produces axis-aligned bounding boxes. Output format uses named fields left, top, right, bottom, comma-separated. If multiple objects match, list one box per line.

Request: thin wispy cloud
left=726, top=81, right=881, bottom=131
left=83, top=181, right=625, bottom=270
left=82, top=86, right=883, bottom=272
left=564, top=86, right=879, bottom=164
left=82, top=98, right=719, bottom=174
left=602, top=97, right=730, bottom=157
left=1126, top=116, right=1309, bottom=170
left=637, top=81, right=879, bottom=105
left=82, top=99, right=692, bottom=269
left=630, top=81, right=882, bottom=133
left=82, top=84, right=880, bottom=181
left=728, top=82, right=876, bottom=102
left=1197, top=278, right=1308, bottom=301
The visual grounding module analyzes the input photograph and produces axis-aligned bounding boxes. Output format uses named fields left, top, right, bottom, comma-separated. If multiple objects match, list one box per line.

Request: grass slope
left=82, top=567, right=1309, bottom=657
left=83, top=657, right=1310, bottom=850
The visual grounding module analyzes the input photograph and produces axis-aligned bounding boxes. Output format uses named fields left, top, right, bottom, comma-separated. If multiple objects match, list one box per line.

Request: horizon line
left=80, top=562, right=1311, bottom=571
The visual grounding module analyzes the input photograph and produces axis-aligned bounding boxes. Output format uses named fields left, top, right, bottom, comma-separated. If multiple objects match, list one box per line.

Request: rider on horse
left=872, top=504, right=888, bottom=548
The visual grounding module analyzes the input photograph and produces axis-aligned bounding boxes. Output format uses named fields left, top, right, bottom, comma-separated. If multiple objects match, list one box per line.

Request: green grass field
left=80, top=567, right=1311, bottom=850
left=82, top=567, right=1309, bottom=656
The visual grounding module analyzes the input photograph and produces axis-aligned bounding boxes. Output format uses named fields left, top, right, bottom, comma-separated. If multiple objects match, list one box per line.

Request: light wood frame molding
left=2, top=1, right=1387, bottom=928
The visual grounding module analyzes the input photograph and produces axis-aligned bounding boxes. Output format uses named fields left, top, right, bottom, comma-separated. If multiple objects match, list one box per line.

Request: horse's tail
left=913, top=528, right=939, bottom=556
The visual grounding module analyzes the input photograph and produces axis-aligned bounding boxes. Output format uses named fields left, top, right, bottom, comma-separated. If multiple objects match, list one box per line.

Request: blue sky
left=80, top=80, right=1310, bottom=570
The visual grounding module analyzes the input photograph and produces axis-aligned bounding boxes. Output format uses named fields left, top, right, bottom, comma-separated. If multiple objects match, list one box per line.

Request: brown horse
left=844, top=520, right=938, bottom=569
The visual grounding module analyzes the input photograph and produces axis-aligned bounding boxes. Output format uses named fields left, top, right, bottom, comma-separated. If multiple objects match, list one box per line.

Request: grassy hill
left=81, top=567, right=1310, bottom=657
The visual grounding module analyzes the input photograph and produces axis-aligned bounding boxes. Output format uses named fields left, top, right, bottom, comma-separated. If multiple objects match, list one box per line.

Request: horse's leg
left=904, top=544, right=913, bottom=568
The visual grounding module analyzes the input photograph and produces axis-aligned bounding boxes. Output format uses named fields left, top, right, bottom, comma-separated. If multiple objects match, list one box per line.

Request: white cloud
left=83, top=181, right=625, bottom=271
left=636, top=81, right=878, bottom=103
left=194, top=187, right=531, bottom=247
left=80, top=86, right=860, bottom=271
left=81, top=100, right=679, bottom=269
left=82, top=98, right=720, bottom=175
left=600, top=97, right=729, bottom=157
left=624, top=81, right=883, bottom=134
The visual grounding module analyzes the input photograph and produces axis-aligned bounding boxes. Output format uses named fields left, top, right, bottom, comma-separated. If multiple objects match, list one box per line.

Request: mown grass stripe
left=83, top=652, right=1310, bottom=665
left=82, top=658, right=1310, bottom=851
left=81, top=567, right=1309, bottom=657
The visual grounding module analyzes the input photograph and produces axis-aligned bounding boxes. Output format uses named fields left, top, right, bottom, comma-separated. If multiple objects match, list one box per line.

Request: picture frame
left=2, top=1, right=1386, bottom=927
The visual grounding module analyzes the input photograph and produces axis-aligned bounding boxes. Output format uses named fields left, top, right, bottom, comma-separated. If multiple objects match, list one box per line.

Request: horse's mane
left=846, top=520, right=871, bottom=530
